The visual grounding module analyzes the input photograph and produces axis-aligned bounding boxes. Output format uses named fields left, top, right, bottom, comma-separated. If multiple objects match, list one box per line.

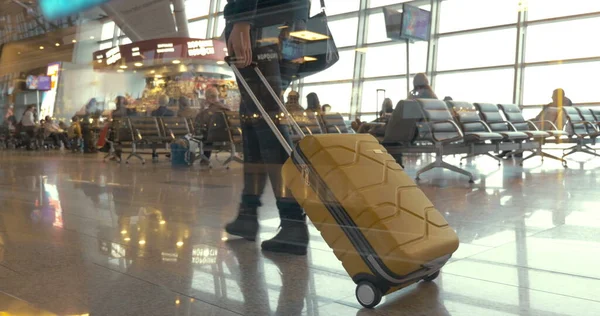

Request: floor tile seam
left=443, top=271, right=600, bottom=304
left=464, top=257, right=600, bottom=282
left=89, top=262, right=244, bottom=316
left=0, top=263, right=23, bottom=277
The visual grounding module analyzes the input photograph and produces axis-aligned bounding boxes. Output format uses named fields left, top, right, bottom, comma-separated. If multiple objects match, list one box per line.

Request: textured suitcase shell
left=282, top=134, right=459, bottom=293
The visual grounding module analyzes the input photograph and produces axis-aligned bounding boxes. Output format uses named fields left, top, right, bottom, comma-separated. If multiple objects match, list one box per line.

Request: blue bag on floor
left=171, top=142, right=188, bottom=167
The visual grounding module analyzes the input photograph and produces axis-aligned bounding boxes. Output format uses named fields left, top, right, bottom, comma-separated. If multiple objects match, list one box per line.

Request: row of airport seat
left=105, top=112, right=353, bottom=165
left=380, top=99, right=600, bottom=182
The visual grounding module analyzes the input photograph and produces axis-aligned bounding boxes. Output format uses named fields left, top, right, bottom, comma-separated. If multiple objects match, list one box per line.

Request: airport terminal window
left=215, top=15, right=225, bottom=38
left=327, top=16, right=359, bottom=48
left=303, top=50, right=355, bottom=83
left=189, top=19, right=209, bottom=39
left=311, top=0, right=360, bottom=17
left=435, top=69, right=515, bottom=104
left=526, top=0, right=600, bottom=21
left=360, top=78, right=407, bottom=115
left=522, top=62, right=600, bottom=106
left=439, top=0, right=519, bottom=33
left=121, top=38, right=132, bottom=45
left=99, top=42, right=113, bottom=50
left=525, top=18, right=600, bottom=63
left=437, top=28, right=517, bottom=71
left=301, top=83, right=353, bottom=114
left=101, top=22, right=115, bottom=41
left=186, top=0, right=211, bottom=19
left=362, top=41, right=428, bottom=78
left=368, top=0, right=412, bottom=9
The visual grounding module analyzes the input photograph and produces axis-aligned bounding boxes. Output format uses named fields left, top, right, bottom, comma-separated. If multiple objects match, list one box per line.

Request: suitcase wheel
left=422, top=270, right=440, bottom=282
left=356, top=281, right=382, bottom=309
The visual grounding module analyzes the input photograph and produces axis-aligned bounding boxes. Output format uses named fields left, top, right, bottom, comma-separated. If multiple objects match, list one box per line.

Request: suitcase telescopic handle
left=226, top=57, right=294, bottom=156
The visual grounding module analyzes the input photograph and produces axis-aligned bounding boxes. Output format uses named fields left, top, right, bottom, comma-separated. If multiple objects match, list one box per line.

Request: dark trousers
left=232, top=37, right=303, bottom=220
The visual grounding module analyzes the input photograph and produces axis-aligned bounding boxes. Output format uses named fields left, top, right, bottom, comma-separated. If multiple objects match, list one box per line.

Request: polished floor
left=0, top=150, right=599, bottom=316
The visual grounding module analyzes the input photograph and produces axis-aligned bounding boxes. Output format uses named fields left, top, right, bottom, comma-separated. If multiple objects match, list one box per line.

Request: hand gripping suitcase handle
left=225, top=57, right=306, bottom=156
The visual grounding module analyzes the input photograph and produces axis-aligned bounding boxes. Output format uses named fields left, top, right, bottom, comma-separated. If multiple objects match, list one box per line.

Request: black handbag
left=294, top=0, right=339, bottom=79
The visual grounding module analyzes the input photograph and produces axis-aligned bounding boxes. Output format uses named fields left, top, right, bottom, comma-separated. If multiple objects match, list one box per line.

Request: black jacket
left=224, top=0, right=309, bottom=27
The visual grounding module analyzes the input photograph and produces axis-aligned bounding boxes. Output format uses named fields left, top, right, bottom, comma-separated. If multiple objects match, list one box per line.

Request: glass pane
left=522, top=62, right=600, bottom=105
left=189, top=19, right=208, bottom=39
left=186, top=0, right=211, bottom=19
left=440, top=0, right=519, bottom=32
left=525, top=18, right=600, bottom=63
left=216, top=15, right=226, bottom=38
left=219, top=0, right=227, bottom=12
left=121, top=37, right=132, bottom=45
left=99, top=41, right=113, bottom=50
left=311, top=0, right=360, bottom=16
left=101, top=22, right=115, bottom=41
left=301, top=83, right=353, bottom=114
left=366, top=12, right=388, bottom=44
left=303, top=50, right=355, bottom=83
left=363, top=41, right=428, bottom=78
left=360, top=78, right=407, bottom=116
left=435, top=69, right=515, bottom=104
left=437, top=29, right=516, bottom=71
left=369, top=0, right=411, bottom=9
left=527, top=0, right=600, bottom=20
left=328, top=17, right=358, bottom=48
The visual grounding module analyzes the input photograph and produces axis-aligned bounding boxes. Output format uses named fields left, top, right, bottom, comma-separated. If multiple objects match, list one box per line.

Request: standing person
left=223, top=0, right=310, bottom=255
left=20, top=105, right=37, bottom=149
left=305, top=92, right=321, bottom=113
left=111, top=96, right=128, bottom=118
left=410, top=73, right=438, bottom=100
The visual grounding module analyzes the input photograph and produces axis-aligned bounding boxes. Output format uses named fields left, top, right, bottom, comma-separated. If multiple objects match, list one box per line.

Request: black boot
left=225, top=206, right=259, bottom=241
left=261, top=216, right=308, bottom=256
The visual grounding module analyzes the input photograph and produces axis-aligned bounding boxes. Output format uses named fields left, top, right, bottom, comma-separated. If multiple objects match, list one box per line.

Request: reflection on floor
left=0, top=151, right=599, bottom=316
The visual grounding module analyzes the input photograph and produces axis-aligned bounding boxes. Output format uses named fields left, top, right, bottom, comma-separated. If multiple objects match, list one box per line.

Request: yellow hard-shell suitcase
left=228, top=61, right=459, bottom=309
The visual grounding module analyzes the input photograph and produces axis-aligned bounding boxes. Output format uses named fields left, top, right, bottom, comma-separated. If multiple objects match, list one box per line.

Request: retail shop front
left=92, top=37, right=239, bottom=115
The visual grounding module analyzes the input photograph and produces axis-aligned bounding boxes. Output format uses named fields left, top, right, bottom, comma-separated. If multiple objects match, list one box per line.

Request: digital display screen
left=401, top=4, right=431, bottom=42
left=25, top=75, right=52, bottom=91
left=40, top=0, right=111, bottom=19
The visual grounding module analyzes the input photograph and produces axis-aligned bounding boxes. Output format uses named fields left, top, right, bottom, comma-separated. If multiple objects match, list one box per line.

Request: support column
left=172, top=0, right=190, bottom=37
left=349, top=0, right=370, bottom=120
left=513, top=2, right=528, bottom=105
left=426, top=0, right=441, bottom=89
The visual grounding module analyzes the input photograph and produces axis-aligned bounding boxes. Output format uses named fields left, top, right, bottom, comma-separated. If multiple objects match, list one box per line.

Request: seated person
left=67, top=116, right=83, bottom=151
left=194, top=87, right=230, bottom=162
left=151, top=95, right=175, bottom=117
left=285, top=91, right=304, bottom=113
left=177, top=96, right=197, bottom=119
left=356, top=98, right=395, bottom=134
left=44, top=116, right=70, bottom=149
left=321, top=104, right=332, bottom=114
left=409, top=73, right=438, bottom=100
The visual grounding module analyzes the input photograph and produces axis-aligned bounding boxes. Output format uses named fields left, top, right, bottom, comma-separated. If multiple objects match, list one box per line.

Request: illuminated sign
left=106, top=47, right=121, bottom=65
left=132, top=47, right=141, bottom=57
left=188, top=40, right=215, bottom=57
left=157, top=43, right=175, bottom=53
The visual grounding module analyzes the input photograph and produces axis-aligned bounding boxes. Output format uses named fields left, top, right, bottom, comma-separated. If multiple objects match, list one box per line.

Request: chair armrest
left=134, top=129, right=143, bottom=141
left=430, top=120, right=464, bottom=143
left=571, top=121, right=600, bottom=134
left=505, top=121, right=519, bottom=132
left=526, top=120, right=540, bottom=131
left=530, top=120, right=560, bottom=131
left=168, top=129, right=175, bottom=140
left=462, top=120, right=494, bottom=133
